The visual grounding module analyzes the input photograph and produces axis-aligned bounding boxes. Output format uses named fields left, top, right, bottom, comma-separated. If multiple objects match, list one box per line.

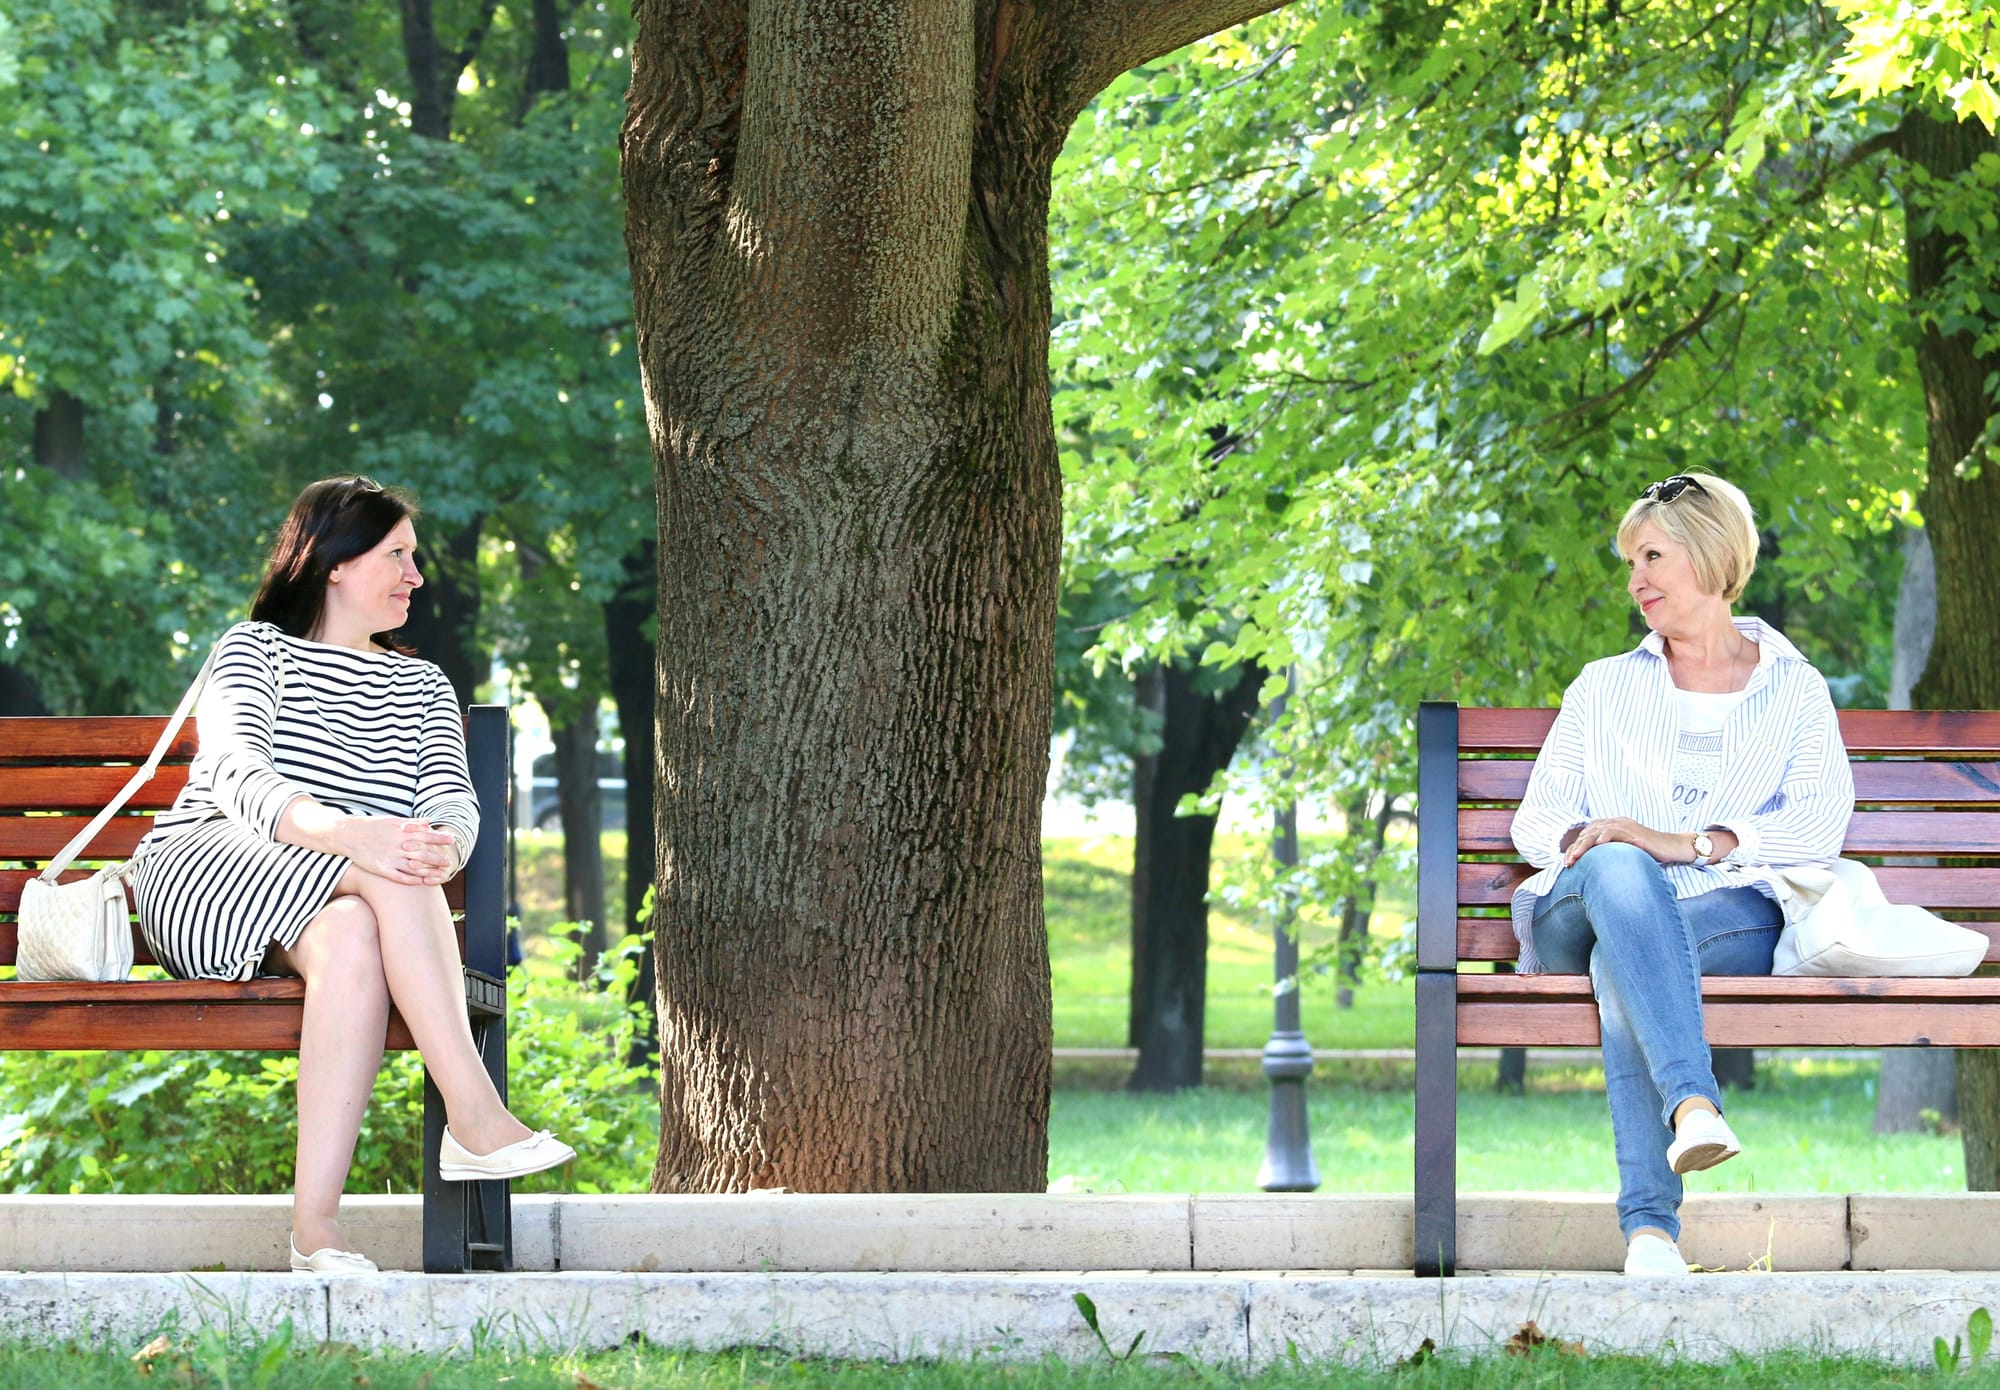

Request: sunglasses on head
left=1641, top=474, right=1705, bottom=503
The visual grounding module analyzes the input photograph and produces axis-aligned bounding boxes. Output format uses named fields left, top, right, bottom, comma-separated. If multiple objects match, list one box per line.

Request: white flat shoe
left=439, top=1125, right=576, bottom=1181
left=1623, top=1232, right=1690, bottom=1277
left=289, top=1234, right=378, bottom=1275
left=1666, top=1107, right=1741, bottom=1175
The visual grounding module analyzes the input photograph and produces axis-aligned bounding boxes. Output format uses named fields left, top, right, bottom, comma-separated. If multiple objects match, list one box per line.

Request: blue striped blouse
left=1508, top=617, right=1855, bottom=972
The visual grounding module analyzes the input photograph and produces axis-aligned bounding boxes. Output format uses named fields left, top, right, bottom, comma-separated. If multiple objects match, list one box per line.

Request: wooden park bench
left=1414, top=701, right=2000, bottom=1277
left=0, top=707, right=515, bottom=1272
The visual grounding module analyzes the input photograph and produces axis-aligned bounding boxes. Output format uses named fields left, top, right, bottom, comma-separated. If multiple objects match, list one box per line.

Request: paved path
left=12, top=1269, right=2000, bottom=1366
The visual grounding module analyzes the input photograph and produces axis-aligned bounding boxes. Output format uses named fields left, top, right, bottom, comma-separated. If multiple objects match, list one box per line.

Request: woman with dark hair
left=131, top=477, right=573, bottom=1274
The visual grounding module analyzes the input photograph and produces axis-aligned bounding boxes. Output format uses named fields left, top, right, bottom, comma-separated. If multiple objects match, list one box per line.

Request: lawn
left=4, top=1338, right=1996, bottom=1389
left=1047, top=1057, right=1964, bottom=1195
left=516, top=830, right=1420, bottom=1051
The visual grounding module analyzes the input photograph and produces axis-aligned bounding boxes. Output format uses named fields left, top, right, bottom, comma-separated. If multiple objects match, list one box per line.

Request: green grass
left=515, top=830, right=1419, bottom=1050
left=1043, top=835, right=1415, bottom=1051
left=1047, top=1057, right=1964, bottom=1195
left=5, top=1337, right=1998, bottom=1389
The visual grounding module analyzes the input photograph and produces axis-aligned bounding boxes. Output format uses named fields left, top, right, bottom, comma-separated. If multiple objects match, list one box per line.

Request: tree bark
left=1127, top=660, right=1265, bottom=1092
left=1898, top=106, right=2000, bottom=1190
left=1876, top=521, right=1957, bottom=1132
left=623, top=0, right=1291, bottom=1190
left=605, top=540, right=661, bottom=1066
left=550, top=699, right=608, bottom=974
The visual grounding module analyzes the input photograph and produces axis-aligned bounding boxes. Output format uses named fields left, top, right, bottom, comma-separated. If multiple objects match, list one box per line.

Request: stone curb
left=7, top=1270, right=2000, bottom=1367
left=4, top=1192, right=1997, bottom=1274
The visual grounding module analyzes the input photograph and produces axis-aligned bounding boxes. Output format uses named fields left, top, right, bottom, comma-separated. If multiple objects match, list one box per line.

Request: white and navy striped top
left=1508, top=617, right=1854, bottom=972
left=139, top=621, right=479, bottom=869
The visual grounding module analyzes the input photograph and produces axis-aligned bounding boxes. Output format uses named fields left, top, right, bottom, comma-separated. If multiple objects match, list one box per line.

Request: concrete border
left=1, top=1193, right=1994, bottom=1275
left=5, top=1270, right=1999, bottom=1367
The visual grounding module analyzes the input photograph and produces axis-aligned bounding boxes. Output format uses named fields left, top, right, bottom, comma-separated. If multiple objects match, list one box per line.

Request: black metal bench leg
left=420, top=1011, right=512, bottom=1273
left=1414, top=970, right=1457, bottom=1277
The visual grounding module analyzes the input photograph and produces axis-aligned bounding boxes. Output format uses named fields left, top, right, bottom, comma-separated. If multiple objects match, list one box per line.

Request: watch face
left=1694, top=833, right=1714, bottom=858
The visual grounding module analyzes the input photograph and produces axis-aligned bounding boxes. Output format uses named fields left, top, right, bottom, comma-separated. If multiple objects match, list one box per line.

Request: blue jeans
left=1531, top=843, right=1782, bottom=1241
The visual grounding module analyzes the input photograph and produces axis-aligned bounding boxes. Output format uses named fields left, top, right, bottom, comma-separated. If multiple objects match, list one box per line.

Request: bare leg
left=267, top=897, right=390, bottom=1256
left=338, top=865, right=532, bottom=1154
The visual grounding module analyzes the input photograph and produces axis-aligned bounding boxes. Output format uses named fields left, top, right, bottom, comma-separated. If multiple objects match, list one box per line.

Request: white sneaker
left=1666, top=1107, right=1741, bottom=1175
left=1623, top=1232, right=1690, bottom=1277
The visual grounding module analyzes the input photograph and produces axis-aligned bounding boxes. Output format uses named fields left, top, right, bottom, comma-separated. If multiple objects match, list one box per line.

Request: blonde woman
left=1510, top=473, right=1853, bottom=1276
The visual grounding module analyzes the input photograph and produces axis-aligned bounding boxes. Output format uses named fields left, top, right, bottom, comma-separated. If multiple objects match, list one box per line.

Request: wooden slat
left=0, top=816, right=154, bottom=859
left=1, top=872, right=468, bottom=912
left=0, top=985, right=418, bottom=1051
left=1461, top=807, right=2000, bottom=856
left=0, top=873, right=137, bottom=918
left=0, top=766, right=190, bottom=812
left=0, top=918, right=155, bottom=969
left=1457, top=708, right=2000, bottom=755
left=0, top=869, right=468, bottom=917
left=0, top=717, right=198, bottom=759
left=1461, top=1001, right=2000, bottom=1048
left=1460, top=758, right=2000, bottom=806
left=1453, top=915, right=2000, bottom=964
left=1460, top=973, right=2000, bottom=1001
left=1457, top=861, right=2000, bottom=908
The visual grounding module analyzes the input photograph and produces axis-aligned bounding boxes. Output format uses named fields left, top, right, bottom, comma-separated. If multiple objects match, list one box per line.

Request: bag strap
left=36, top=645, right=219, bottom=883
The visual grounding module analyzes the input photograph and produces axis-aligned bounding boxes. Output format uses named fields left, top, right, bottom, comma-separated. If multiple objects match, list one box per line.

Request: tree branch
left=1049, top=0, right=1301, bottom=126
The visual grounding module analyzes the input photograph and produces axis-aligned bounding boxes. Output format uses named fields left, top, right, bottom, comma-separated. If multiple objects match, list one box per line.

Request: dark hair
left=250, top=476, right=420, bottom=652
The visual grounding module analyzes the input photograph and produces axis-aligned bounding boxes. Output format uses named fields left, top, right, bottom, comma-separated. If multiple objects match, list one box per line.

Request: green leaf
left=1478, top=270, right=1543, bottom=355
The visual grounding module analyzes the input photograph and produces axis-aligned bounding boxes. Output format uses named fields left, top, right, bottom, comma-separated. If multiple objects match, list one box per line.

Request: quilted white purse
left=15, top=653, right=212, bottom=983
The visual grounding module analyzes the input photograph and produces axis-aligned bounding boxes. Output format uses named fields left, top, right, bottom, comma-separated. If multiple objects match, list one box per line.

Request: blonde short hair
left=1616, top=473, right=1759, bottom=602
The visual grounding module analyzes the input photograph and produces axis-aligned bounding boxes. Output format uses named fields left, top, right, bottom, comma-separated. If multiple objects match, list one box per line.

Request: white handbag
left=1771, top=858, right=1989, bottom=978
left=14, top=653, right=213, bottom=983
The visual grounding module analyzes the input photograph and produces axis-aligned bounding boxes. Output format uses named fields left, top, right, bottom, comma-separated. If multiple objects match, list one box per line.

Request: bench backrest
left=1418, top=704, right=2000, bottom=972
left=0, top=713, right=502, bottom=974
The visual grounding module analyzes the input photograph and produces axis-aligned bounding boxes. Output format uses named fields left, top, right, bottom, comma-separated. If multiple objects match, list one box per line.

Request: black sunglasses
left=1641, top=474, right=1706, bottom=503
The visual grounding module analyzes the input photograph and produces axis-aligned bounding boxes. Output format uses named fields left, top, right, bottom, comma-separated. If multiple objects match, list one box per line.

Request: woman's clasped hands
left=339, top=816, right=457, bottom=885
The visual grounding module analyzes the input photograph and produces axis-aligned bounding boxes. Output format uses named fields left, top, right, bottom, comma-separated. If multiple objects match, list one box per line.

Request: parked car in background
left=527, top=751, right=627, bottom=832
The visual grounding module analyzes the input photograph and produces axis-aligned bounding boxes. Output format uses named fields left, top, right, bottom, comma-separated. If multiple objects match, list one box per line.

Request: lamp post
left=1257, top=671, right=1319, bottom=1192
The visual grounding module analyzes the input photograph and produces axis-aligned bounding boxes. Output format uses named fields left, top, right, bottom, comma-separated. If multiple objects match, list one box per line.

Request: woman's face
left=1624, top=517, right=1718, bottom=634
left=324, top=518, right=423, bottom=638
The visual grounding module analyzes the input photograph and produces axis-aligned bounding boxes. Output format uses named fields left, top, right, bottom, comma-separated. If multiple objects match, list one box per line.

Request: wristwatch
left=1691, top=831, right=1715, bottom=867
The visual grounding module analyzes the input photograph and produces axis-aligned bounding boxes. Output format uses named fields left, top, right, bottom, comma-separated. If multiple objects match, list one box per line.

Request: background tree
left=1048, top=0, right=1914, bottom=1093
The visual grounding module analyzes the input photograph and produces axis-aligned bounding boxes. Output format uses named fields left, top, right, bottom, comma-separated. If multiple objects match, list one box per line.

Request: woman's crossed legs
left=1532, top=843, right=1781, bottom=1242
left=267, top=865, right=534, bottom=1257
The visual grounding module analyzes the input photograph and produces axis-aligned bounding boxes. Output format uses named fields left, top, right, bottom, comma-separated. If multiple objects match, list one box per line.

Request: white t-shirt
left=1670, top=686, right=1752, bottom=821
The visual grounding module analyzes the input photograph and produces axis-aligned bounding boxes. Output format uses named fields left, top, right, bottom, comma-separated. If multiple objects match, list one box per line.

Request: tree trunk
left=622, top=0, right=1294, bottom=1195
left=0, top=662, right=49, bottom=718
left=605, top=540, right=660, bottom=1067
left=401, top=517, right=484, bottom=711
left=1334, top=793, right=1395, bottom=1009
left=1875, top=521, right=1957, bottom=1132
left=1712, top=1048, right=1755, bottom=1091
left=398, top=0, right=496, bottom=140
left=1127, top=660, right=1265, bottom=1092
left=33, top=389, right=85, bottom=479
left=524, top=0, right=571, bottom=106
left=550, top=700, right=607, bottom=974
left=1898, top=106, right=2000, bottom=1191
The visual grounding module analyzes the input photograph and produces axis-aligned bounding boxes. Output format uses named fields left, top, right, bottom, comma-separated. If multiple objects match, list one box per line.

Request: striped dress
left=131, top=621, right=479, bottom=981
